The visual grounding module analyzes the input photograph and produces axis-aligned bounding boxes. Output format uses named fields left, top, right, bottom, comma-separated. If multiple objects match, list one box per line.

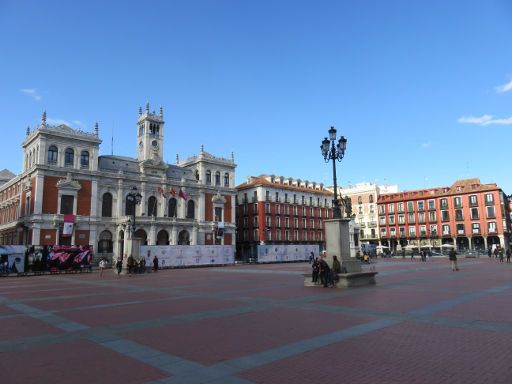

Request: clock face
left=152, top=140, right=158, bottom=148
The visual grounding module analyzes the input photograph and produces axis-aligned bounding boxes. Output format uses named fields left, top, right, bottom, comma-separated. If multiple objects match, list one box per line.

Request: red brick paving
left=1, top=340, right=169, bottom=384
left=1, top=258, right=512, bottom=383
left=124, top=308, right=373, bottom=365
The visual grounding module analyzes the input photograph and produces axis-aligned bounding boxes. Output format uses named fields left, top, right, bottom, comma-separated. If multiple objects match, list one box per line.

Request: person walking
left=99, top=258, right=106, bottom=277
left=506, top=248, right=511, bottom=263
left=499, top=248, right=504, bottom=263
left=311, top=258, right=320, bottom=284
left=127, top=255, right=135, bottom=275
left=449, top=248, right=459, bottom=271
left=488, top=247, right=492, bottom=259
left=115, top=257, right=123, bottom=275
left=309, top=251, right=314, bottom=264
left=153, top=255, right=159, bottom=272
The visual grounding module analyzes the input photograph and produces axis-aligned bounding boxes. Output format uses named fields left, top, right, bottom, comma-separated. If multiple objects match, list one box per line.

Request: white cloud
left=20, top=88, right=42, bottom=101
left=458, top=114, right=512, bottom=126
left=496, top=79, right=512, bottom=93
left=421, top=141, right=432, bottom=148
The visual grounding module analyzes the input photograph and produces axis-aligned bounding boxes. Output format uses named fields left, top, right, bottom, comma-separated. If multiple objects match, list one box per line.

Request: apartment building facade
left=236, top=175, right=333, bottom=259
left=377, top=178, right=511, bottom=252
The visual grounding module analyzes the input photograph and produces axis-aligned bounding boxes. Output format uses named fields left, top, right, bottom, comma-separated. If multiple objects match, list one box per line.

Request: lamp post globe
left=320, top=126, right=347, bottom=219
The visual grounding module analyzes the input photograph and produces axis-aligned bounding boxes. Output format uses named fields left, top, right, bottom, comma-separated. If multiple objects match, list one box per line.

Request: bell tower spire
left=137, top=102, right=165, bottom=162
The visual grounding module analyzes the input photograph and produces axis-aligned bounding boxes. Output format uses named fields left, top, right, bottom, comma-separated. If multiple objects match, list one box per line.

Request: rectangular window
left=294, top=217, right=298, bottom=227
left=419, top=225, right=427, bottom=237
left=276, top=216, right=281, bottom=227
left=388, top=203, right=395, bottom=214
left=428, top=199, right=435, bottom=210
left=379, top=216, right=386, bottom=226
left=388, top=215, right=395, bottom=224
left=378, top=205, right=385, bottom=215
left=408, top=212, right=415, bottom=224
left=472, top=223, right=480, bottom=234
left=428, top=211, right=436, bottom=222
left=407, top=201, right=414, bottom=212
left=390, top=227, right=396, bottom=237
left=60, top=195, right=74, bottom=214
left=397, top=202, right=404, bottom=213
left=409, top=226, right=416, bottom=237
left=469, top=195, right=478, bottom=207
left=440, top=198, right=448, bottom=210
left=380, top=228, right=387, bottom=237
left=276, top=204, right=280, bottom=214
left=418, top=212, right=426, bottom=223
left=399, top=227, right=406, bottom=237
left=485, top=193, right=494, bottom=205
left=470, top=208, right=479, bottom=220
left=487, top=206, right=496, bottom=218
left=398, top=214, right=405, bottom=224
left=442, top=224, right=450, bottom=235
left=455, top=209, right=464, bottom=221
left=456, top=223, right=465, bottom=235
left=430, top=225, right=438, bottom=236
left=454, top=196, right=462, bottom=208
left=488, top=222, right=497, bottom=233
left=417, top=201, right=425, bottom=211
left=265, top=216, right=271, bottom=227
left=441, top=210, right=450, bottom=221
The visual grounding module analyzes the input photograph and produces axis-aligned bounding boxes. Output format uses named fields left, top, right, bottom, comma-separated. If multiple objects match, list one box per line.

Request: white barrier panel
left=140, top=245, right=234, bottom=268
left=0, top=245, right=26, bottom=273
left=256, top=244, right=320, bottom=263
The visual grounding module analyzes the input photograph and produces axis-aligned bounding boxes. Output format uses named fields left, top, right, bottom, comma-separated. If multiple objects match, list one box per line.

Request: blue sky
left=1, top=0, right=511, bottom=192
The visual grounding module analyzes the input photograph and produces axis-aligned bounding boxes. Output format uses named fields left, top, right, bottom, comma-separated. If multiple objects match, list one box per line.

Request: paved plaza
left=1, top=257, right=512, bottom=384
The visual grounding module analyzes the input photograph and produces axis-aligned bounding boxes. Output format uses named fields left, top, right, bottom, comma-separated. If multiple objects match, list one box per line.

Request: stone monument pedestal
left=304, top=217, right=377, bottom=288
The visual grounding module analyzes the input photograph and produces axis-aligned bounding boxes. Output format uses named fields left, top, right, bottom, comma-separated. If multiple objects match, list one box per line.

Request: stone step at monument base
left=304, top=271, right=378, bottom=288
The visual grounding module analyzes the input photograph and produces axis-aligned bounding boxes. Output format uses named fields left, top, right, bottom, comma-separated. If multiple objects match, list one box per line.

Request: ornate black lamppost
left=126, top=186, right=142, bottom=237
left=321, top=126, right=347, bottom=219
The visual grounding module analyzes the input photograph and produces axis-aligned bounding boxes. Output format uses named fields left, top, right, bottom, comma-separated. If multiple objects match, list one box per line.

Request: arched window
left=65, top=148, right=74, bottom=167
left=48, top=145, right=58, bottom=165
left=215, top=171, right=221, bottom=186
left=358, top=196, right=362, bottom=204
left=168, top=198, right=177, bottom=217
left=102, top=193, right=113, bottom=217
left=186, top=200, right=195, bottom=219
left=206, top=170, right=211, bottom=185
left=80, top=151, right=89, bottom=169
left=195, top=169, right=199, bottom=181
left=148, top=196, right=157, bottom=217
left=369, top=195, right=374, bottom=203
left=224, top=173, right=230, bottom=187
left=29, top=152, right=32, bottom=168
left=98, top=230, right=113, bottom=253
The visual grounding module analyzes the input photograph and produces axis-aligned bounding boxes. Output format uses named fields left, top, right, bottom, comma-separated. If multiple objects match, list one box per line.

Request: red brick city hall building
left=0, top=105, right=237, bottom=259
left=377, top=178, right=511, bottom=252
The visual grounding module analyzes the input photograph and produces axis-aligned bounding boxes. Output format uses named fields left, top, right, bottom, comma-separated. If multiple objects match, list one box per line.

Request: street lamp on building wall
left=321, top=126, right=347, bottom=219
left=126, top=186, right=142, bottom=237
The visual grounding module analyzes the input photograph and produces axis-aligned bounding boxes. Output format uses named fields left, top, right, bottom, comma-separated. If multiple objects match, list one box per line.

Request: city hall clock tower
left=137, top=102, right=164, bottom=163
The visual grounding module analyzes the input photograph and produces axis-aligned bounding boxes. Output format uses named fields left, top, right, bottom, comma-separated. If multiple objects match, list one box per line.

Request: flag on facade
left=62, top=214, right=75, bottom=237
left=178, top=188, right=188, bottom=200
left=169, top=187, right=176, bottom=197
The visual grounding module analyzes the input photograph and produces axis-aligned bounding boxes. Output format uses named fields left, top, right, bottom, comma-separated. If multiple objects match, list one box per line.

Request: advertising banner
left=0, top=245, right=26, bottom=274
left=256, top=244, right=320, bottom=263
left=140, top=245, right=234, bottom=268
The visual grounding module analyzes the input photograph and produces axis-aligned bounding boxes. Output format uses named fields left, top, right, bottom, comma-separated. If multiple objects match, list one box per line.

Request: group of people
left=311, top=254, right=342, bottom=288
left=98, top=254, right=160, bottom=276
left=488, top=246, right=511, bottom=263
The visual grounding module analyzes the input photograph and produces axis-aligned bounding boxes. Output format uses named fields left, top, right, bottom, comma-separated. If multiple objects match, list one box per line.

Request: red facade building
left=236, top=175, right=333, bottom=260
left=377, top=178, right=511, bottom=252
